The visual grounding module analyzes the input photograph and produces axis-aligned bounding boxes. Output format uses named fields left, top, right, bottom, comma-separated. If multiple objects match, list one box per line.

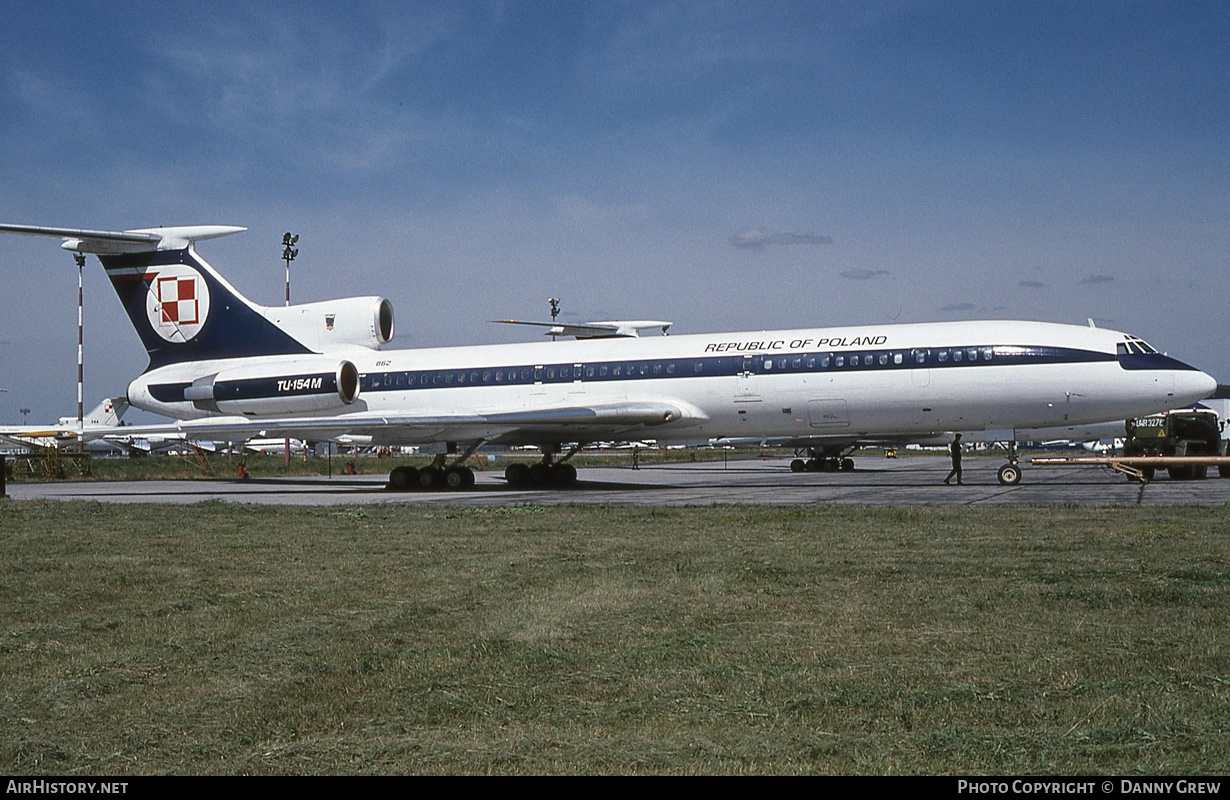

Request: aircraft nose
left=1177, top=368, right=1218, bottom=403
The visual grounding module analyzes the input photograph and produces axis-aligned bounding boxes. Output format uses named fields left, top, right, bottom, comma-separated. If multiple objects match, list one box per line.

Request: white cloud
left=730, top=229, right=832, bottom=249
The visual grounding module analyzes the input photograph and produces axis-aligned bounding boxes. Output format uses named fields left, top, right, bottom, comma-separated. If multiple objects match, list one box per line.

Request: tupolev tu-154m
left=0, top=222, right=1217, bottom=489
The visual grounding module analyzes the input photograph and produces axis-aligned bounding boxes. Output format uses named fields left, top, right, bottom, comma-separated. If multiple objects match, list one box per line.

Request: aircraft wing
left=95, top=401, right=700, bottom=448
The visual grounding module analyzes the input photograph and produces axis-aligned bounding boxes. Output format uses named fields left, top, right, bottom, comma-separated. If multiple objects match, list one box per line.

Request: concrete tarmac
left=6, top=454, right=1230, bottom=506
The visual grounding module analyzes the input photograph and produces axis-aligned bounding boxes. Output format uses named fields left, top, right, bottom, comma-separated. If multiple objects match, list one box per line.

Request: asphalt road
left=7, top=454, right=1230, bottom=506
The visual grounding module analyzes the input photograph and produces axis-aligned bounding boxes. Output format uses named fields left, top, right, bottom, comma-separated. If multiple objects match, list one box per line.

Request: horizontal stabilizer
left=494, top=319, right=672, bottom=339
left=0, top=223, right=245, bottom=254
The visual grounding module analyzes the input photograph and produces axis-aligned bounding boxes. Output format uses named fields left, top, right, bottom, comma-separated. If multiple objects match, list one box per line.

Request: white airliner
left=0, top=397, right=128, bottom=451
left=0, top=223, right=1217, bottom=488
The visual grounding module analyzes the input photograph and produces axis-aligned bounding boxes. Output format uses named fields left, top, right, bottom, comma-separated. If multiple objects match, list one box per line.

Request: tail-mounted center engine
left=183, top=358, right=361, bottom=415
left=263, top=296, right=394, bottom=351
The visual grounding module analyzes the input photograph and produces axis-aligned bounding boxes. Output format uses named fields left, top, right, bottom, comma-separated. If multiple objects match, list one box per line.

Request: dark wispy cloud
left=730, top=229, right=833, bottom=249
left=1081, top=275, right=1115, bottom=285
left=840, top=268, right=890, bottom=280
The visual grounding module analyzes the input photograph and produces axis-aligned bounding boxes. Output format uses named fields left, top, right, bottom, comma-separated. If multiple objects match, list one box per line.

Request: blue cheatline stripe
left=148, top=344, right=1120, bottom=404
left=1116, top=352, right=1202, bottom=371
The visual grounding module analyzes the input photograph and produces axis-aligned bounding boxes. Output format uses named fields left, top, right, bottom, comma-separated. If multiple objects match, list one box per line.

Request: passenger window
left=835, top=356, right=845, bottom=367
left=820, top=355, right=830, bottom=368
left=938, top=350, right=949, bottom=362
left=893, top=353, right=903, bottom=365
left=694, top=362, right=703, bottom=373
left=878, top=353, right=888, bottom=365
left=981, top=348, right=993, bottom=361
left=495, top=371, right=504, bottom=382
left=763, top=359, right=773, bottom=370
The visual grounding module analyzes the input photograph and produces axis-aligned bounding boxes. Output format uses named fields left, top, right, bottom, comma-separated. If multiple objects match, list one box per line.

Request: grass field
left=1, top=501, right=1226, bottom=774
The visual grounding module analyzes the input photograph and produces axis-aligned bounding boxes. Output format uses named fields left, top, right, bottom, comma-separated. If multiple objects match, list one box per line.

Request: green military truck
left=1123, top=407, right=1228, bottom=480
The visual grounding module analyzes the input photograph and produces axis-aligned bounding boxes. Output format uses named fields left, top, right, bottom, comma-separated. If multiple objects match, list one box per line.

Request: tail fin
left=57, top=397, right=129, bottom=428
left=0, top=224, right=312, bottom=369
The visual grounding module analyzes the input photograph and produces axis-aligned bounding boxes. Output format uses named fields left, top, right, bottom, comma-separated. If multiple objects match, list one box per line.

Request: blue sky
left=1, top=1, right=1226, bottom=422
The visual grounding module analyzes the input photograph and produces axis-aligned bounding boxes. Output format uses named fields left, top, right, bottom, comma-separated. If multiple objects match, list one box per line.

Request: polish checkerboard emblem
left=145, top=265, right=211, bottom=342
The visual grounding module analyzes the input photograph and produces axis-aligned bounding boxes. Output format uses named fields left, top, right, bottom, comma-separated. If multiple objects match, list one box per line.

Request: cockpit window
left=1118, top=336, right=1159, bottom=356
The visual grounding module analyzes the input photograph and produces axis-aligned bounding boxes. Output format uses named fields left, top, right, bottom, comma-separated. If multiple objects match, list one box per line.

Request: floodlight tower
left=74, top=252, right=85, bottom=449
left=281, top=233, right=299, bottom=466
left=282, top=232, right=298, bottom=306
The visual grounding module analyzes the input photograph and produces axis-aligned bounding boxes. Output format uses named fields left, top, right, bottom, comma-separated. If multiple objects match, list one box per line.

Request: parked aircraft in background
left=0, top=222, right=1217, bottom=488
left=0, top=397, right=127, bottom=452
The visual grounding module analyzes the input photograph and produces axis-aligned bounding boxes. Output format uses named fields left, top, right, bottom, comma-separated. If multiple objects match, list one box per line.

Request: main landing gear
left=387, top=460, right=476, bottom=491
left=384, top=441, right=583, bottom=491
left=387, top=441, right=482, bottom=492
left=503, top=444, right=581, bottom=487
left=790, top=446, right=856, bottom=473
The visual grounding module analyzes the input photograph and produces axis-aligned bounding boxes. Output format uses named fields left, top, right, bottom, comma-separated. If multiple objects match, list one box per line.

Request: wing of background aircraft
left=493, top=319, right=672, bottom=339
left=0, top=397, right=128, bottom=450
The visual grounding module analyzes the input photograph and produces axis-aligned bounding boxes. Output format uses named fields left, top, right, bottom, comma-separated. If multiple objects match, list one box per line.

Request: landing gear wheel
left=504, top=463, right=530, bottom=486
left=418, top=466, right=443, bottom=489
left=551, top=463, right=578, bottom=486
left=528, top=463, right=551, bottom=485
left=997, top=463, right=1022, bottom=486
left=840, top=458, right=855, bottom=471
left=444, top=466, right=474, bottom=490
left=388, top=465, right=419, bottom=491
left=790, top=459, right=806, bottom=473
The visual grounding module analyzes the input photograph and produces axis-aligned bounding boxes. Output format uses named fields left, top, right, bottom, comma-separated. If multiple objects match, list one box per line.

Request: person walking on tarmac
left=944, top=433, right=964, bottom=485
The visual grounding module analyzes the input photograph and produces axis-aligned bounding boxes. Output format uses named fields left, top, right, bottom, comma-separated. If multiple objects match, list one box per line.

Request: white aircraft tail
left=0, top=224, right=394, bottom=370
